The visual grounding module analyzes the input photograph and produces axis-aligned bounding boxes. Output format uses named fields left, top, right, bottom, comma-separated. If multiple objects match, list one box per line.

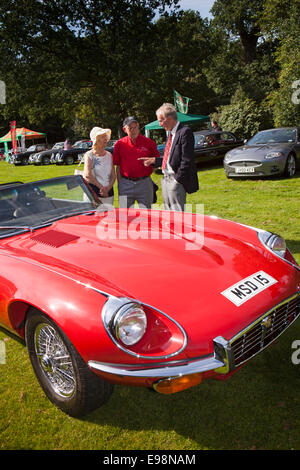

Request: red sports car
left=0, top=175, right=299, bottom=416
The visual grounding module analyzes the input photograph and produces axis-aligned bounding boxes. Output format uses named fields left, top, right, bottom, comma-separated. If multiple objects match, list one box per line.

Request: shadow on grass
left=286, top=240, right=300, bottom=257
left=219, top=171, right=300, bottom=182
left=82, top=323, right=300, bottom=450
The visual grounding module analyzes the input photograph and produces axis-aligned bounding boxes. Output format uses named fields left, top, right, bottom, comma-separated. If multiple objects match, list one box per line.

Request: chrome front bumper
left=88, top=356, right=225, bottom=378
left=88, top=336, right=229, bottom=378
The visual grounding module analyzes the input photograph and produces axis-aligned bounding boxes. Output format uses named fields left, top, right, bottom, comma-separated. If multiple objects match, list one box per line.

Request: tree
left=214, top=87, right=267, bottom=138
left=206, top=0, right=278, bottom=123
left=0, top=0, right=181, bottom=139
left=152, top=10, right=214, bottom=115
left=211, top=0, right=265, bottom=64
left=261, top=0, right=300, bottom=126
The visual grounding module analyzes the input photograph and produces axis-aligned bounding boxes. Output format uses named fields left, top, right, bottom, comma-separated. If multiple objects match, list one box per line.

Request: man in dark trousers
left=113, top=116, right=160, bottom=209
left=141, top=103, right=199, bottom=211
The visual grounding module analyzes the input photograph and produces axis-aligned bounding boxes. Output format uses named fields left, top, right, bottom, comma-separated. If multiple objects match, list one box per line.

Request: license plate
left=221, top=271, right=278, bottom=306
left=235, top=166, right=255, bottom=173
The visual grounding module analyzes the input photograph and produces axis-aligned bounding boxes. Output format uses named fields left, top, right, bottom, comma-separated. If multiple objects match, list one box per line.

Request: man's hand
left=138, top=157, right=155, bottom=167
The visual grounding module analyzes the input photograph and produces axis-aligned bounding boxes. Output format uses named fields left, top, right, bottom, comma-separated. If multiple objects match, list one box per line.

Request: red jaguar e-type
left=0, top=176, right=299, bottom=416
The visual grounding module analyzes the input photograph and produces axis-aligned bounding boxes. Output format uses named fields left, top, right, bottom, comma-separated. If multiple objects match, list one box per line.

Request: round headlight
left=113, top=303, right=147, bottom=346
left=258, top=231, right=286, bottom=258
left=265, top=152, right=283, bottom=160
left=267, top=234, right=286, bottom=257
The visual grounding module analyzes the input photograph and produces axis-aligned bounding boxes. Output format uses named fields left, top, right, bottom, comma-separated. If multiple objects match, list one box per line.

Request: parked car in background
left=51, top=140, right=92, bottom=165
left=0, top=175, right=299, bottom=416
left=223, top=127, right=300, bottom=178
left=105, top=139, right=117, bottom=155
left=158, top=130, right=243, bottom=165
left=9, top=144, right=48, bottom=165
left=52, top=139, right=116, bottom=166
left=29, top=142, right=64, bottom=165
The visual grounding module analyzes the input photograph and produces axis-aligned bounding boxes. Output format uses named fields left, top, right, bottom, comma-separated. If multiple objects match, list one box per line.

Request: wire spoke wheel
left=34, top=323, right=76, bottom=398
left=26, top=309, right=114, bottom=417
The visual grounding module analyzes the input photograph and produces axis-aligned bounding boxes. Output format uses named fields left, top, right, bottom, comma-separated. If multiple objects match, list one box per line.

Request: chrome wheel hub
left=40, top=354, right=53, bottom=373
left=34, top=323, right=76, bottom=398
left=288, top=157, right=296, bottom=176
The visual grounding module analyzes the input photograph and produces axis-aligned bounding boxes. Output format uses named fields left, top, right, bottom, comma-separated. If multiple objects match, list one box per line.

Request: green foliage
left=210, top=0, right=265, bottom=64
left=214, top=88, right=266, bottom=138
left=262, top=0, right=300, bottom=126
left=0, top=0, right=299, bottom=142
left=0, top=1, right=182, bottom=140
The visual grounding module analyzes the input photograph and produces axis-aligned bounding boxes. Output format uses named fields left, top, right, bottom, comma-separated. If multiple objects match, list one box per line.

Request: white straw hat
left=90, top=127, right=111, bottom=144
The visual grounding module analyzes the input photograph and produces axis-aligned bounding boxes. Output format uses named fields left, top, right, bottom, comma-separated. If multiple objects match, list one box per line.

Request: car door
left=219, top=132, right=238, bottom=153
left=193, top=133, right=217, bottom=162
left=211, top=132, right=226, bottom=155
left=204, top=133, right=224, bottom=159
left=194, top=134, right=209, bottom=160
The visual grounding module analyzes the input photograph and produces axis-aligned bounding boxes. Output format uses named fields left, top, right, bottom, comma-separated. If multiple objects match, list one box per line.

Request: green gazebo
left=144, top=112, right=210, bottom=137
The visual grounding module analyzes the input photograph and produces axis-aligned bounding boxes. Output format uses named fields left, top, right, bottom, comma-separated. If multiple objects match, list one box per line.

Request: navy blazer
left=155, top=123, right=199, bottom=194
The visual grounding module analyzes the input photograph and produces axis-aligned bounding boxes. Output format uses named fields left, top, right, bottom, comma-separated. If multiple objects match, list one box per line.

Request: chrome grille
left=228, top=161, right=261, bottom=167
left=230, top=294, right=300, bottom=367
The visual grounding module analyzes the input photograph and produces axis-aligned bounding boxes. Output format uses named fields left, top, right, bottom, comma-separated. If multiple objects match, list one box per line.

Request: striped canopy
left=0, top=127, right=46, bottom=142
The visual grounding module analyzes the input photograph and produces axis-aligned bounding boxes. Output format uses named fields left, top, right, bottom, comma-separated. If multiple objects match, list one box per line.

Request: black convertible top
left=0, top=181, right=23, bottom=189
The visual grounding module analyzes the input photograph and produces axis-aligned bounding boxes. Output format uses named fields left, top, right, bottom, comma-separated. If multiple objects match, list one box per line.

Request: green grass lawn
left=0, top=160, right=300, bottom=450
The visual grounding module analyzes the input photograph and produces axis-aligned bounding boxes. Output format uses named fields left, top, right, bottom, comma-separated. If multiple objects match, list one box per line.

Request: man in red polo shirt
left=113, top=116, right=160, bottom=208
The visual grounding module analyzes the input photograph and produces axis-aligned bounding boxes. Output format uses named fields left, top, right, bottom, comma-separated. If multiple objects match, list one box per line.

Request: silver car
left=223, top=127, right=300, bottom=178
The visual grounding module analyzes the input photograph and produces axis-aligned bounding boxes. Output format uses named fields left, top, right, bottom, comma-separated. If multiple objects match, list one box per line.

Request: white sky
left=178, top=0, right=215, bottom=18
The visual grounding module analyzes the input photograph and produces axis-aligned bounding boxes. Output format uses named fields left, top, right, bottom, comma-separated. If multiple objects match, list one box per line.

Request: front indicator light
left=153, top=373, right=203, bottom=394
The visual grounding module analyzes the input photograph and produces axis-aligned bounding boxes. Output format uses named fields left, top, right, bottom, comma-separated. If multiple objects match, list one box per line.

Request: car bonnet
left=2, top=210, right=298, bottom=350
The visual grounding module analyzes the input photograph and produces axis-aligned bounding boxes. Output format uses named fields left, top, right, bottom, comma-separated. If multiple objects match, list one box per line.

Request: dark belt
left=122, top=175, right=149, bottom=181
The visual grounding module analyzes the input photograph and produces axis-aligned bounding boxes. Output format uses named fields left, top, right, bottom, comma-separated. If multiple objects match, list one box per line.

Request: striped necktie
left=162, top=132, right=173, bottom=170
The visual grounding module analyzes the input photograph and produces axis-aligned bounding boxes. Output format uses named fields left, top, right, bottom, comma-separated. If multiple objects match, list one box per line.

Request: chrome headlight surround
left=101, top=295, right=187, bottom=359
left=102, top=297, right=147, bottom=348
left=258, top=230, right=287, bottom=258
left=238, top=222, right=299, bottom=271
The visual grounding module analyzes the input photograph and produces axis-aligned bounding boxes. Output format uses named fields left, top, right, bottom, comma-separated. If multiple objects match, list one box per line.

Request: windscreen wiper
left=0, top=225, right=33, bottom=231
left=0, top=225, right=34, bottom=238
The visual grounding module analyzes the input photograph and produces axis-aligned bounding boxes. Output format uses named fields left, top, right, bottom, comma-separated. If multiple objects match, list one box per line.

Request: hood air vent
left=32, top=230, right=80, bottom=248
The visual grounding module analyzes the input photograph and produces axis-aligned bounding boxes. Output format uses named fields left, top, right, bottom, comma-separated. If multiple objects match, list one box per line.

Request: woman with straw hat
left=83, top=126, right=116, bottom=207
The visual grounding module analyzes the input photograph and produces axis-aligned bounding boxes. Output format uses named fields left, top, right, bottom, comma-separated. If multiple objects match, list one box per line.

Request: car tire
left=65, top=155, right=74, bottom=165
left=25, top=308, right=114, bottom=417
left=284, top=154, right=296, bottom=178
left=42, top=157, right=50, bottom=165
